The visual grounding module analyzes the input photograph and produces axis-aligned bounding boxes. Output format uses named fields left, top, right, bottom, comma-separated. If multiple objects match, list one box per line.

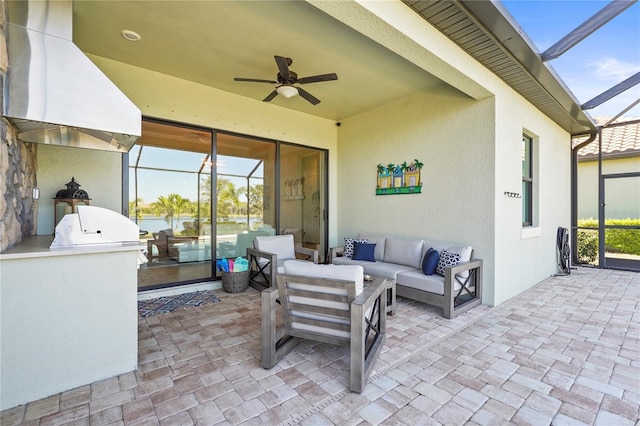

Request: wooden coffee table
left=365, top=275, right=396, bottom=315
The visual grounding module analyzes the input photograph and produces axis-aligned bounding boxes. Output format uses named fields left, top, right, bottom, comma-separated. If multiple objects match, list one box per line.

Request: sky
left=501, top=0, right=640, bottom=121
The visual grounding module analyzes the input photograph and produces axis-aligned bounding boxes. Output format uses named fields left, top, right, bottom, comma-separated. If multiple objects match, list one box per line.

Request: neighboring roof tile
left=573, top=117, right=640, bottom=158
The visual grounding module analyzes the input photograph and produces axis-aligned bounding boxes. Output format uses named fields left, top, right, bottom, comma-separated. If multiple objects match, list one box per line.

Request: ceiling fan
left=234, top=55, right=338, bottom=105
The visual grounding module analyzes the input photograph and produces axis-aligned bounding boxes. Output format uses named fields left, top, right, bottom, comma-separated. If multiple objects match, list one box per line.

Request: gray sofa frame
left=330, top=245, right=483, bottom=319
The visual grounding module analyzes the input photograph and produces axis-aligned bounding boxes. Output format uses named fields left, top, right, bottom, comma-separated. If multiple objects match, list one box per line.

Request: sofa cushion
left=332, top=257, right=413, bottom=280
left=358, top=234, right=386, bottom=261
left=396, top=270, right=464, bottom=295
left=422, top=240, right=449, bottom=257
left=365, top=262, right=415, bottom=280
left=344, top=237, right=367, bottom=258
left=384, top=237, right=424, bottom=269
left=421, top=247, right=440, bottom=275
left=448, top=245, right=473, bottom=263
left=352, top=242, right=376, bottom=262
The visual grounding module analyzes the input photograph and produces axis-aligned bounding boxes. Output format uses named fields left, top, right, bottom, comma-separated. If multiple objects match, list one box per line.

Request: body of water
left=134, top=216, right=263, bottom=235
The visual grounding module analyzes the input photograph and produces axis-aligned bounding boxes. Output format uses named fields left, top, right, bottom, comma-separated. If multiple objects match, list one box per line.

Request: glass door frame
left=213, top=134, right=329, bottom=266
left=599, top=171, right=640, bottom=271
left=127, top=118, right=330, bottom=290
left=125, top=118, right=215, bottom=291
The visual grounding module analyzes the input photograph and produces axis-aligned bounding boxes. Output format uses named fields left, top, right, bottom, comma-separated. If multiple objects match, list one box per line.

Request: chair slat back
left=277, top=274, right=358, bottom=342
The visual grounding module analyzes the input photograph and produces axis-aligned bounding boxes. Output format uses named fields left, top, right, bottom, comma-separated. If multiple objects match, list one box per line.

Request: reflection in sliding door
left=130, top=122, right=329, bottom=289
left=130, top=120, right=214, bottom=290
left=280, top=144, right=327, bottom=262
left=215, top=134, right=276, bottom=274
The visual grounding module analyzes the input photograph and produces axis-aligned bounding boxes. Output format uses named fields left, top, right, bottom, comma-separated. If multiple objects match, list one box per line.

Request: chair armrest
left=329, top=246, right=345, bottom=263
left=246, top=247, right=277, bottom=263
left=448, top=259, right=483, bottom=276
left=247, top=247, right=278, bottom=290
left=350, top=277, right=387, bottom=393
left=295, top=246, right=318, bottom=263
left=444, top=259, right=483, bottom=292
left=352, top=278, right=388, bottom=309
left=146, top=239, right=158, bottom=261
left=443, top=259, right=483, bottom=319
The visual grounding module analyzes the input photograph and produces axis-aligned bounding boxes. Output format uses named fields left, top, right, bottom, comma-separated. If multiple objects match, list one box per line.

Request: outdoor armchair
left=261, top=260, right=387, bottom=393
left=146, top=229, right=198, bottom=262
left=246, top=234, right=318, bottom=290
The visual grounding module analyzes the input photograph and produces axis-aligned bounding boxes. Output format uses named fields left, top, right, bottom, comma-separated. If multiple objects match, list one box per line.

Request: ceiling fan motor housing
left=278, top=70, right=297, bottom=84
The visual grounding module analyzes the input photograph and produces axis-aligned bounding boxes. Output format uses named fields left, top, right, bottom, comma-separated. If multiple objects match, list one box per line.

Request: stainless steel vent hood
left=3, top=0, right=141, bottom=152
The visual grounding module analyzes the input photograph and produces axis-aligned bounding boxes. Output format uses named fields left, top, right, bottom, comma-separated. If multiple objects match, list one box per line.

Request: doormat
left=138, top=290, right=221, bottom=317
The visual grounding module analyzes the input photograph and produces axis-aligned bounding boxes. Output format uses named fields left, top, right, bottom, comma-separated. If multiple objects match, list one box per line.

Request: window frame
left=522, top=134, right=534, bottom=227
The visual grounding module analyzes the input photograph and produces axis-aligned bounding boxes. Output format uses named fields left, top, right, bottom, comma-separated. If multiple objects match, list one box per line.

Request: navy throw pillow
left=422, top=247, right=440, bottom=275
left=352, top=242, right=376, bottom=262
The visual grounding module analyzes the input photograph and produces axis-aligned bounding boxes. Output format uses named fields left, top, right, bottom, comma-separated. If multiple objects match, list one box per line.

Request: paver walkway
left=2, top=267, right=638, bottom=425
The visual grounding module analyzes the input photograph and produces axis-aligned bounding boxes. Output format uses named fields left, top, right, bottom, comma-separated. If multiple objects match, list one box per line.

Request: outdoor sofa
left=330, top=234, right=483, bottom=318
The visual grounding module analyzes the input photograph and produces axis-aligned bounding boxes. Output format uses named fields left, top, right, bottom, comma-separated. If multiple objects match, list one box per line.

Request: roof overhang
left=403, top=0, right=598, bottom=136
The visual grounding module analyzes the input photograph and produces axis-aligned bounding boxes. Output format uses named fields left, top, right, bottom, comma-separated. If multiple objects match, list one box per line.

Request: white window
left=522, top=134, right=534, bottom=227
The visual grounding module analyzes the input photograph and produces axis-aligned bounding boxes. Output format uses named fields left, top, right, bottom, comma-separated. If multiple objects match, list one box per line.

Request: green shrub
left=576, top=219, right=640, bottom=265
left=576, top=228, right=598, bottom=265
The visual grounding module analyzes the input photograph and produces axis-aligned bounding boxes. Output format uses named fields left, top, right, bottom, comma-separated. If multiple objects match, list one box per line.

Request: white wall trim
left=521, top=226, right=542, bottom=239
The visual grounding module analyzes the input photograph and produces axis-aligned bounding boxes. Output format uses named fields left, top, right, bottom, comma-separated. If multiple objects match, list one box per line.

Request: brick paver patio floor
left=2, top=267, right=638, bottom=425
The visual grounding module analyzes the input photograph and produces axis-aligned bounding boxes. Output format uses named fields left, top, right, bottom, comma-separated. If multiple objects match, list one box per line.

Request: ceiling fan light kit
left=276, top=85, right=298, bottom=98
left=234, top=55, right=338, bottom=105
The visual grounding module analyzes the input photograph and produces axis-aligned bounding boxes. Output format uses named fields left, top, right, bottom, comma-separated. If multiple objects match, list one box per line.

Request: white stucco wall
left=337, top=87, right=496, bottom=305
left=493, top=94, right=572, bottom=306
left=36, top=145, right=123, bottom=235
left=320, top=0, right=572, bottom=306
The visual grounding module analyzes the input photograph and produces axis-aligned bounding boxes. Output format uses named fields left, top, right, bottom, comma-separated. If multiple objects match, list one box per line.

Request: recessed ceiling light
left=121, top=30, right=141, bottom=42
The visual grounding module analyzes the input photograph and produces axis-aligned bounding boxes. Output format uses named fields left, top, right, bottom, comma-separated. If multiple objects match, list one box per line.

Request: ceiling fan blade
left=234, top=77, right=278, bottom=84
left=274, top=56, right=291, bottom=80
left=297, top=73, right=338, bottom=84
left=297, top=87, right=321, bottom=105
left=263, top=90, right=278, bottom=102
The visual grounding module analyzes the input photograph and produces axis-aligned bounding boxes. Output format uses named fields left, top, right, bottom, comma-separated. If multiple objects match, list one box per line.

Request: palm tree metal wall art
left=376, top=159, right=423, bottom=195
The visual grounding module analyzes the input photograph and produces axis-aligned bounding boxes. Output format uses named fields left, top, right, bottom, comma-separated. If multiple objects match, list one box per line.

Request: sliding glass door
left=215, top=134, right=276, bottom=268
left=280, top=144, right=326, bottom=258
left=215, top=136, right=328, bottom=270
left=129, top=120, right=213, bottom=290
left=129, top=120, right=328, bottom=290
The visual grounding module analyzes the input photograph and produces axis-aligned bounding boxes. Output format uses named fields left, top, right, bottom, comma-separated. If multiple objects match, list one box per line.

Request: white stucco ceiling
left=72, top=1, right=447, bottom=121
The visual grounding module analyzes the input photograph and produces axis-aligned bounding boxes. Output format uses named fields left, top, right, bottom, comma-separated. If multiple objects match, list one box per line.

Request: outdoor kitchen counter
left=0, top=236, right=140, bottom=411
left=0, top=235, right=143, bottom=259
